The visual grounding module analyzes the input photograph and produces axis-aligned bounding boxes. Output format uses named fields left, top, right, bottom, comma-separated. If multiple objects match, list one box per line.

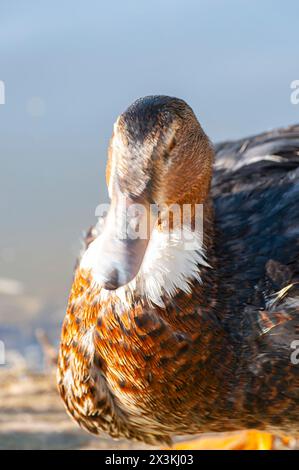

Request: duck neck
left=149, top=197, right=247, bottom=427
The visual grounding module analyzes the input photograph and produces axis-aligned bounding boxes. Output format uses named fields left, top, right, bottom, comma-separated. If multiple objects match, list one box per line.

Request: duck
left=57, top=96, right=299, bottom=450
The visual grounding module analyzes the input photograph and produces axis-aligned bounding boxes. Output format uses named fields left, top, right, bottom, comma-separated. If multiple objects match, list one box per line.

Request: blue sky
left=0, top=0, right=298, bottom=306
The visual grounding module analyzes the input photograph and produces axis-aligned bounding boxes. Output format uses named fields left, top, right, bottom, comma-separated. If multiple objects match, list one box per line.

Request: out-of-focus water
left=0, top=0, right=299, bottom=354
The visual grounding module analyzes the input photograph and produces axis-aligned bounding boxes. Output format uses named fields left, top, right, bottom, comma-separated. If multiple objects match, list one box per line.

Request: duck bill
left=96, top=195, right=154, bottom=290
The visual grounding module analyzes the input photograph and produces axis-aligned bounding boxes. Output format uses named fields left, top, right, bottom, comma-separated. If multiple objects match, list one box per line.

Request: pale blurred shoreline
left=0, top=360, right=153, bottom=450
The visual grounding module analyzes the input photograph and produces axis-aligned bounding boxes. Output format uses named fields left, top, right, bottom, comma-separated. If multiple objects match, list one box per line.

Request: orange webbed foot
left=170, top=430, right=296, bottom=450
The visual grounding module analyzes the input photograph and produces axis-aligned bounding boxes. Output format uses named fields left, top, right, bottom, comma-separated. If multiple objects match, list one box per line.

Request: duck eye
left=163, top=137, right=176, bottom=162
left=168, top=137, right=176, bottom=152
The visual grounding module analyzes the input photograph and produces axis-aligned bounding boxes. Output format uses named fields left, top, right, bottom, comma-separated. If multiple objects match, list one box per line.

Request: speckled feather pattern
left=58, top=98, right=299, bottom=444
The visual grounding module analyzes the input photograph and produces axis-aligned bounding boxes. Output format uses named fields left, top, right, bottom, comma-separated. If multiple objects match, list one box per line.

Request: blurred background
left=0, top=0, right=299, bottom=448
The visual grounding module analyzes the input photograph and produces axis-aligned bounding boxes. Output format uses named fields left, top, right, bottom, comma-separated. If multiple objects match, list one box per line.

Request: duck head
left=83, top=96, right=214, bottom=291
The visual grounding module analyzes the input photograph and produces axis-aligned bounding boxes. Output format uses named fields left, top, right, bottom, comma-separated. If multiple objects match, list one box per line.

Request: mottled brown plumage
left=57, top=96, right=299, bottom=446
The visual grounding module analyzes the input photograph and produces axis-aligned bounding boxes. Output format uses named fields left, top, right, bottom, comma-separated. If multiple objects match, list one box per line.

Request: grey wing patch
left=266, top=282, right=299, bottom=314
left=214, top=124, right=299, bottom=174
left=257, top=261, right=299, bottom=336
left=265, top=259, right=293, bottom=289
left=261, top=259, right=299, bottom=314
